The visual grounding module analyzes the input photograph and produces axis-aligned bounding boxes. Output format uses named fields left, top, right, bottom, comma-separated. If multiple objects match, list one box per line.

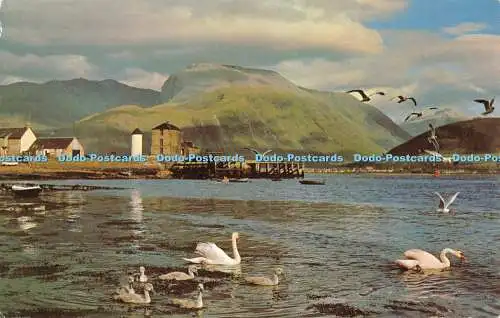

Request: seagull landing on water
left=346, top=89, right=385, bottom=102
left=392, top=95, right=417, bottom=106
left=434, top=192, right=460, bottom=213
left=474, top=97, right=495, bottom=115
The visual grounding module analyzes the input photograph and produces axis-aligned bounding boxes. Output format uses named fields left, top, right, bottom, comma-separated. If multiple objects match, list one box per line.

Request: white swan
left=170, top=283, right=204, bottom=309
left=133, top=266, right=148, bottom=282
left=113, top=283, right=154, bottom=304
left=434, top=192, right=459, bottom=212
left=159, top=265, right=198, bottom=281
left=395, top=248, right=465, bottom=271
left=183, top=232, right=241, bottom=265
left=245, top=267, right=283, bottom=286
left=116, top=275, right=135, bottom=294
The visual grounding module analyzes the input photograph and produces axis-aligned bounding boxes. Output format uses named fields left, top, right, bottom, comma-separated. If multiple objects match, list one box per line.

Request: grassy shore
left=0, top=160, right=497, bottom=180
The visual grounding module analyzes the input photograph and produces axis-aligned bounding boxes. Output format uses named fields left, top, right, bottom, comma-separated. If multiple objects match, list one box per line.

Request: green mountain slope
left=160, top=63, right=306, bottom=103
left=0, top=78, right=161, bottom=127
left=69, top=79, right=410, bottom=155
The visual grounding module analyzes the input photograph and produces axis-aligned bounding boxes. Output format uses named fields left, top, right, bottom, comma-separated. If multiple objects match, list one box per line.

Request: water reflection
left=17, top=216, right=37, bottom=231
left=128, top=189, right=145, bottom=249
left=129, top=189, right=144, bottom=223
left=22, top=242, right=38, bottom=256
left=61, top=192, right=85, bottom=233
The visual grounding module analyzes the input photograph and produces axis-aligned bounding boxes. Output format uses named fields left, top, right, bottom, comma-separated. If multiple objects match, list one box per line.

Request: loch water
left=0, top=175, right=498, bottom=317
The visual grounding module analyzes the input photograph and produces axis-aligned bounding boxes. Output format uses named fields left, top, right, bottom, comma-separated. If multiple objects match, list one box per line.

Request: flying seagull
left=392, top=95, right=417, bottom=107
left=427, top=123, right=439, bottom=153
left=243, top=147, right=272, bottom=156
left=404, top=112, right=423, bottom=122
left=424, top=150, right=452, bottom=163
left=434, top=192, right=460, bottom=213
left=346, top=89, right=385, bottom=102
left=474, top=97, right=495, bottom=115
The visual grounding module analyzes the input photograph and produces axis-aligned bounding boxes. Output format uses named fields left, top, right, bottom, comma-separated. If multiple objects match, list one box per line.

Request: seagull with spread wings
left=392, top=95, right=417, bottom=107
left=346, top=89, right=385, bottom=102
left=474, top=97, right=495, bottom=115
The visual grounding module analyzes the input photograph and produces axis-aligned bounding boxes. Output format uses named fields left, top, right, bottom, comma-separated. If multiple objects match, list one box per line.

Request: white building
left=0, top=126, right=37, bottom=155
left=131, top=128, right=143, bottom=156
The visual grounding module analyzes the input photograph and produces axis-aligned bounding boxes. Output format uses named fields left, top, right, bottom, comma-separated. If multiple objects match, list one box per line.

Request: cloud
left=117, top=68, right=168, bottom=90
left=271, top=31, right=500, bottom=120
left=0, top=50, right=100, bottom=83
left=1, top=0, right=409, bottom=54
left=442, top=22, right=487, bottom=36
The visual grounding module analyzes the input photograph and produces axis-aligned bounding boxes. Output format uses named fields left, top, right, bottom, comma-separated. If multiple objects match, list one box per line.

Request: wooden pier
left=169, top=160, right=305, bottom=179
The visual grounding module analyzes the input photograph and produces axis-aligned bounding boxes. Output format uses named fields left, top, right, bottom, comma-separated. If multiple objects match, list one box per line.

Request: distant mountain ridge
left=400, top=108, right=471, bottom=136
left=0, top=78, right=161, bottom=127
left=59, top=63, right=412, bottom=154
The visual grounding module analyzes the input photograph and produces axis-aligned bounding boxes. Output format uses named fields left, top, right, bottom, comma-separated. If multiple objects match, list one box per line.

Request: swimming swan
left=114, top=283, right=154, bottom=304
left=133, top=266, right=148, bottom=282
left=159, top=265, right=198, bottom=280
left=170, top=283, right=204, bottom=309
left=116, top=275, right=135, bottom=294
left=395, top=248, right=465, bottom=271
left=183, top=232, right=241, bottom=265
left=245, top=267, right=283, bottom=286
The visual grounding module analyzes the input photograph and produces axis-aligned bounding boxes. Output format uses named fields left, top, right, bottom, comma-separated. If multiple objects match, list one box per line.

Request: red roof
left=32, top=137, right=75, bottom=149
left=0, top=127, right=29, bottom=139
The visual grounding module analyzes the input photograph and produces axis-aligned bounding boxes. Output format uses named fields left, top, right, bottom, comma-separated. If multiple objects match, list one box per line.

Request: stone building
left=150, top=121, right=182, bottom=155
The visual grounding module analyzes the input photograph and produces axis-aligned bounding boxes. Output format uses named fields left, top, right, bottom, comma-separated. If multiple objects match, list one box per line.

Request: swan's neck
left=232, top=237, right=241, bottom=263
left=143, top=290, right=151, bottom=303
left=272, top=274, right=279, bottom=285
left=439, top=248, right=453, bottom=267
left=188, top=268, right=195, bottom=278
left=196, top=291, right=203, bottom=308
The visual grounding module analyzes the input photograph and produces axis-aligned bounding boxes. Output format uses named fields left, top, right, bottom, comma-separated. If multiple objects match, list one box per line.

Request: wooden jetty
left=169, top=160, right=305, bottom=179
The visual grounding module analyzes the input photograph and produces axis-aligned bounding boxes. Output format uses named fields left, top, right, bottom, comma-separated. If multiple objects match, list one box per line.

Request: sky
left=0, top=0, right=499, bottom=118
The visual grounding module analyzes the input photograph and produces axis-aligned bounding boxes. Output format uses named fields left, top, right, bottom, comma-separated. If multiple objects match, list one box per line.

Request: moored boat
left=229, top=178, right=249, bottom=183
left=11, top=185, right=42, bottom=197
left=299, top=179, right=325, bottom=185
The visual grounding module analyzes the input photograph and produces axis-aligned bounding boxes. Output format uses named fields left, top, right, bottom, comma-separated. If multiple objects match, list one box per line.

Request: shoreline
left=0, top=168, right=497, bottom=181
left=0, top=161, right=497, bottom=180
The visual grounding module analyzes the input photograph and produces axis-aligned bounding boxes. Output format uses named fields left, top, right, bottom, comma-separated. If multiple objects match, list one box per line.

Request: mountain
left=0, top=78, right=161, bottom=127
left=64, top=64, right=410, bottom=155
left=160, top=63, right=306, bottom=103
left=389, top=117, right=500, bottom=155
left=400, top=108, right=470, bottom=136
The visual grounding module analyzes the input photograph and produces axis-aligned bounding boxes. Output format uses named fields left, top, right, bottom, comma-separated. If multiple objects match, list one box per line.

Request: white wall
left=131, top=134, right=143, bottom=156
left=20, top=128, right=37, bottom=152
left=70, top=138, right=81, bottom=150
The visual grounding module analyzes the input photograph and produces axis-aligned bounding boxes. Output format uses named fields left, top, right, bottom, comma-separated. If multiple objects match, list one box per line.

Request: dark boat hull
left=299, top=180, right=325, bottom=185
left=12, top=189, right=42, bottom=197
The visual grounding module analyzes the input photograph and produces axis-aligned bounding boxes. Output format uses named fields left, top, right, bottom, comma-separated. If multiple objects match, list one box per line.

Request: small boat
left=1, top=162, right=19, bottom=166
left=11, top=185, right=42, bottom=197
left=299, top=180, right=325, bottom=185
left=229, top=178, right=249, bottom=183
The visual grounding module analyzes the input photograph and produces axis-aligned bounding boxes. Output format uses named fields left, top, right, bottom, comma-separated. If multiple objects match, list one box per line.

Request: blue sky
left=0, top=0, right=498, bottom=120
left=369, top=0, right=500, bottom=35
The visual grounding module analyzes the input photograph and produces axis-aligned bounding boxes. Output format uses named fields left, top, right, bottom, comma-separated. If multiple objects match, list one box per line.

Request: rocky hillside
left=389, top=117, right=500, bottom=155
